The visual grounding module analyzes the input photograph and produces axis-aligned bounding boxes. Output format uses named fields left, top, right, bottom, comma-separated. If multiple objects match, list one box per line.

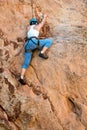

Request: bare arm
left=35, top=14, right=48, bottom=31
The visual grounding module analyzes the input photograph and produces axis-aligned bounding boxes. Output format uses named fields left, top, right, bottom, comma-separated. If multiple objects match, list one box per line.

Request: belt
left=25, top=50, right=32, bottom=53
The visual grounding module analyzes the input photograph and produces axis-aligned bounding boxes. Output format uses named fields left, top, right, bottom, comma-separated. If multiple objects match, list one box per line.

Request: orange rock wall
left=0, top=0, right=87, bottom=130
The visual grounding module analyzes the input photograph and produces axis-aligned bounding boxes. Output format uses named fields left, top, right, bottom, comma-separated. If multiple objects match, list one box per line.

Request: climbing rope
left=31, top=0, right=34, bottom=18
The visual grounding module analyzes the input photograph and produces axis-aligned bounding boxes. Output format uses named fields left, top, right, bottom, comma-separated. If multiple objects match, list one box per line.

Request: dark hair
left=30, top=21, right=37, bottom=25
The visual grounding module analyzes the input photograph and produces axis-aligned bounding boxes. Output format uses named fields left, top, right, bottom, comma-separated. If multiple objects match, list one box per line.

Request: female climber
left=19, top=14, right=53, bottom=85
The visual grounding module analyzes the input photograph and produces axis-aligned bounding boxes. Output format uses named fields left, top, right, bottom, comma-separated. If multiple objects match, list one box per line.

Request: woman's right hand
left=44, top=14, right=48, bottom=18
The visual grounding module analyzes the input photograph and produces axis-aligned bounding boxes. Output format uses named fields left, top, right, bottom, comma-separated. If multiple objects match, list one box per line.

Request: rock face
left=0, top=0, right=87, bottom=130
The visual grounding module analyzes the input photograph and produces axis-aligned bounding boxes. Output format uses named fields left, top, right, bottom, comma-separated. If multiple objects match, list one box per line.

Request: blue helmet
left=29, top=18, right=38, bottom=25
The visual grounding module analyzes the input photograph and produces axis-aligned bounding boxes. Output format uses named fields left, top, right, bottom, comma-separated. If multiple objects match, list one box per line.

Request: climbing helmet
left=29, top=18, right=38, bottom=25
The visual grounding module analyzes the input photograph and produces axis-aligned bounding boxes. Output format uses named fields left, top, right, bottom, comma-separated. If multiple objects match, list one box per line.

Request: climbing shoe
left=19, top=78, right=26, bottom=85
left=39, top=52, right=48, bottom=59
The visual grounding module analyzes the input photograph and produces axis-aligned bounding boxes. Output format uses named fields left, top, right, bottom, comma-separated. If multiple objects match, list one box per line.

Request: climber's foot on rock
left=39, top=52, right=48, bottom=59
left=19, top=78, right=26, bottom=85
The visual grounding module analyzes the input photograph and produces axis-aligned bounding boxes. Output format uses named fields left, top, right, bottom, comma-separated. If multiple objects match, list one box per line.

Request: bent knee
left=49, top=38, right=53, bottom=43
left=46, top=38, right=53, bottom=48
left=49, top=38, right=53, bottom=45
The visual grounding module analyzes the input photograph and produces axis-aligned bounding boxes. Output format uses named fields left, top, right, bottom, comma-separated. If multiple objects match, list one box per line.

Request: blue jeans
left=22, top=38, right=53, bottom=69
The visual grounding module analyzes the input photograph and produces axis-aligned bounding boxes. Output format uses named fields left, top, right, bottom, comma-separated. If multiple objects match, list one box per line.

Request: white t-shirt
left=27, top=25, right=39, bottom=38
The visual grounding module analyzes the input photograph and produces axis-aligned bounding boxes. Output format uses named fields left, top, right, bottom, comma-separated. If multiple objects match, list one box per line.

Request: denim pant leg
left=22, top=52, right=32, bottom=69
left=22, top=38, right=39, bottom=69
left=39, top=38, right=53, bottom=48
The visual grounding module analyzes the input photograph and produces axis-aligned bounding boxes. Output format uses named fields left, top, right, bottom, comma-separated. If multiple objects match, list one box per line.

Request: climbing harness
left=25, top=36, right=40, bottom=53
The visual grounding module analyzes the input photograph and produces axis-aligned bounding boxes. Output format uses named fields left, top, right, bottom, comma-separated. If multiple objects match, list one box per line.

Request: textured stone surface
left=0, top=0, right=87, bottom=130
